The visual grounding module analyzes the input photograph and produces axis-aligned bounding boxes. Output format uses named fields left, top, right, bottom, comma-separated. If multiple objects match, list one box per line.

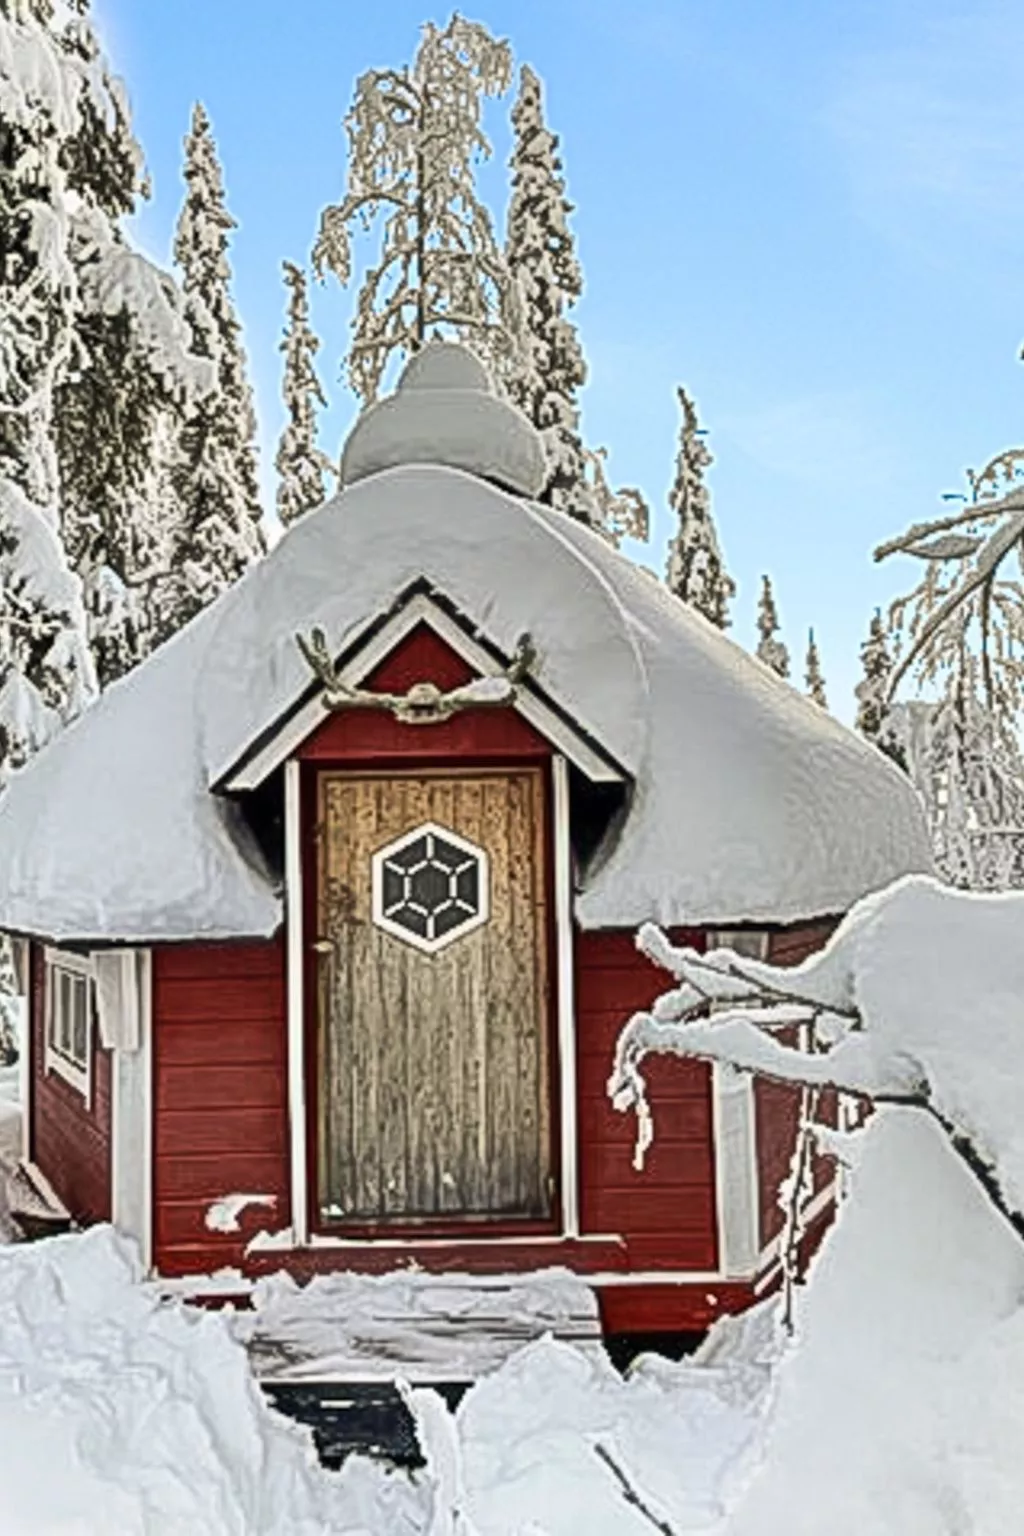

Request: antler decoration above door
left=295, top=626, right=538, bottom=725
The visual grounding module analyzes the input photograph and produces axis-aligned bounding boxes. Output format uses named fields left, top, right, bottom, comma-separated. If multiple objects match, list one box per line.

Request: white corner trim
left=285, top=759, right=308, bottom=1246
left=552, top=755, right=579, bottom=1239
left=110, top=950, right=153, bottom=1270
left=222, top=593, right=625, bottom=791
left=20, top=944, right=32, bottom=1164
left=712, top=1062, right=760, bottom=1279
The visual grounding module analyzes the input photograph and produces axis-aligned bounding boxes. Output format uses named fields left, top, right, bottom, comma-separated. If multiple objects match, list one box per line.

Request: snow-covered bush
left=610, top=873, right=1024, bottom=1535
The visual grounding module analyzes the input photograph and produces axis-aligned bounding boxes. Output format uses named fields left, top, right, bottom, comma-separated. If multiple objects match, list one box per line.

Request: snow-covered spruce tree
left=756, top=575, right=790, bottom=678
left=665, top=387, right=734, bottom=626
left=275, top=261, right=333, bottom=527
left=503, top=63, right=647, bottom=545
left=0, top=1, right=209, bottom=731
left=166, top=102, right=264, bottom=636
left=804, top=628, right=827, bottom=708
left=57, top=212, right=213, bottom=684
left=313, top=16, right=517, bottom=407
left=854, top=608, right=907, bottom=770
left=855, top=609, right=893, bottom=740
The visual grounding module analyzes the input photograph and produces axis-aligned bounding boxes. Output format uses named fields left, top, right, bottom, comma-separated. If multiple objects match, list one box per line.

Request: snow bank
left=0, top=1226, right=427, bottom=1535
left=458, top=1332, right=771, bottom=1536
left=723, top=1109, right=1024, bottom=1536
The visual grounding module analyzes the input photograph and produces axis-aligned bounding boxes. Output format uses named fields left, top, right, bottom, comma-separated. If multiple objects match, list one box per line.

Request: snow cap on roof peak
left=399, top=340, right=491, bottom=392
left=340, top=339, right=547, bottom=499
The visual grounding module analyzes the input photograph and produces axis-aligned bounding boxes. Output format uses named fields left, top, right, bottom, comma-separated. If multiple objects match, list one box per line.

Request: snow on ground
left=722, top=1109, right=1024, bottom=1536
left=0, top=1223, right=769, bottom=1536
left=239, top=1267, right=604, bottom=1383
left=458, top=1319, right=775, bottom=1536
left=0, top=1227, right=427, bottom=1536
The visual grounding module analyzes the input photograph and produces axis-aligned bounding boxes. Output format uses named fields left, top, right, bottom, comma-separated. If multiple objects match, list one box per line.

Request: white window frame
left=43, top=947, right=94, bottom=1104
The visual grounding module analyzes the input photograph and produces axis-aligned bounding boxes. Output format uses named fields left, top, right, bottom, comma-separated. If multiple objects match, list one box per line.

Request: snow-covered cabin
left=0, top=345, right=931, bottom=1333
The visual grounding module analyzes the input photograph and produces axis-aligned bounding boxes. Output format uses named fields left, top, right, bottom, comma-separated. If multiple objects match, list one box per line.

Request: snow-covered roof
left=340, top=341, right=547, bottom=499
left=0, top=455, right=932, bottom=943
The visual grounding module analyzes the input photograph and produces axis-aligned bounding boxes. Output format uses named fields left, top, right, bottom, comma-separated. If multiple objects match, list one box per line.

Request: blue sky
left=96, top=0, right=1024, bottom=721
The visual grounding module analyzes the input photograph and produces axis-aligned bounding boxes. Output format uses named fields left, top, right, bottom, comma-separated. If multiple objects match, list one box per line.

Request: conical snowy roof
left=0, top=455, right=932, bottom=943
left=340, top=341, right=547, bottom=498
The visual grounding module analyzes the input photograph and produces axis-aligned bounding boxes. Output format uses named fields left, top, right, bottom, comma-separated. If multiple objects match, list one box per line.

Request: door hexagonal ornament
left=371, top=821, right=490, bottom=954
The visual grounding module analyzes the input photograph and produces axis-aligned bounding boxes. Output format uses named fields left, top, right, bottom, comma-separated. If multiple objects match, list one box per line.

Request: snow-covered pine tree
left=855, top=609, right=893, bottom=740
left=503, top=63, right=647, bottom=545
left=805, top=629, right=827, bottom=707
left=665, top=387, right=734, bottom=626
left=313, top=16, right=517, bottom=406
left=756, top=575, right=790, bottom=678
left=167, top=102, right=264, bottom=635
left=0, top=0, right=99, bottom=759
left=57, top=212, right=212, bottom=683
left=0, top=0, right=206, bottom=734
left=275, top=261, right=333, bottom=527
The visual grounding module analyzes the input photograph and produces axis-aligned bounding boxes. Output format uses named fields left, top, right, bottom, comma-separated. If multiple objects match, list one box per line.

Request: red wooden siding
left=756, top=918, right=840, bottom=1252
left=574, top=928, right=718, bottom=1273
left=152, top=939, right=290, bottom=1277
left=28, top=943, right=111, bottom=1224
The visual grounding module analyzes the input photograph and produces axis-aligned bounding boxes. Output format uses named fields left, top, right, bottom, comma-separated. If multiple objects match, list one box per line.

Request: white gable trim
left=221, top=592, right=626, bottom=791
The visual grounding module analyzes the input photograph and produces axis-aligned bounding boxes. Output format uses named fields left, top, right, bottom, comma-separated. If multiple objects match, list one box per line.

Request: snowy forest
left=2, top=5, right=1024, bottom=1536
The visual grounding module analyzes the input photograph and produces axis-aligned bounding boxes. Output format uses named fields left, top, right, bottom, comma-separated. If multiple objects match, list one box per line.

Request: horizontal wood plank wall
left=575, top=928, right=718, bottom=1272
left=152, top=939, right=290, bottom=1276
left=756, top=918, right=840, bottom=1250
left=29, top=942, right=112, bottom=1224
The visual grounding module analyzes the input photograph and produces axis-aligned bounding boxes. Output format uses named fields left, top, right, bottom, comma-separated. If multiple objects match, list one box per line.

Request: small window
left=706, top=929, right=770, bottom=962
left=705, top=930, right=769, bottom=1016
left=44, top=949, right=93, bottom=1101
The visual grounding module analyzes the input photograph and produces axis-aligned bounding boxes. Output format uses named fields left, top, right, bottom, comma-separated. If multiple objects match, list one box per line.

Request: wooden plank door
left=314, top=768, right=553, bottom=1227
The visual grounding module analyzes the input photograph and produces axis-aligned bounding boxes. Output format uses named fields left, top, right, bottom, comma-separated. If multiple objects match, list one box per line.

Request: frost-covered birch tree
left=166, top=102, right=264, bottom=635
left=313, top=16, right=517, bottom=407
left=275, top=262, right=333, bottom=527
left=756, top=575, right=790, bottom=678
left=805, top=629, right=827, bottom=708
left=875, top=446, right=1024, bottom=889
left=665, top=387, right=733, bottom=626
left=503, top=63, right=647, bottom=545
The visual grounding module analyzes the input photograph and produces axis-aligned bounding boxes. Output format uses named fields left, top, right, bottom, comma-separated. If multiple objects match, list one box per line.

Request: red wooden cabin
left=0, top=345, right=931, bottom=1336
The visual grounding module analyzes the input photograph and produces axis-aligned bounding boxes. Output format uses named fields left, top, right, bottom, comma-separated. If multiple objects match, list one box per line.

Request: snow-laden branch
left=610, top=877, right=1024, bottom=1239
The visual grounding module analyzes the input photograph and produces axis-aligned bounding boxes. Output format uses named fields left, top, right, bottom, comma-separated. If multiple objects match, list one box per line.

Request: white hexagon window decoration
left=371, top=821, right=490, bottom=955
